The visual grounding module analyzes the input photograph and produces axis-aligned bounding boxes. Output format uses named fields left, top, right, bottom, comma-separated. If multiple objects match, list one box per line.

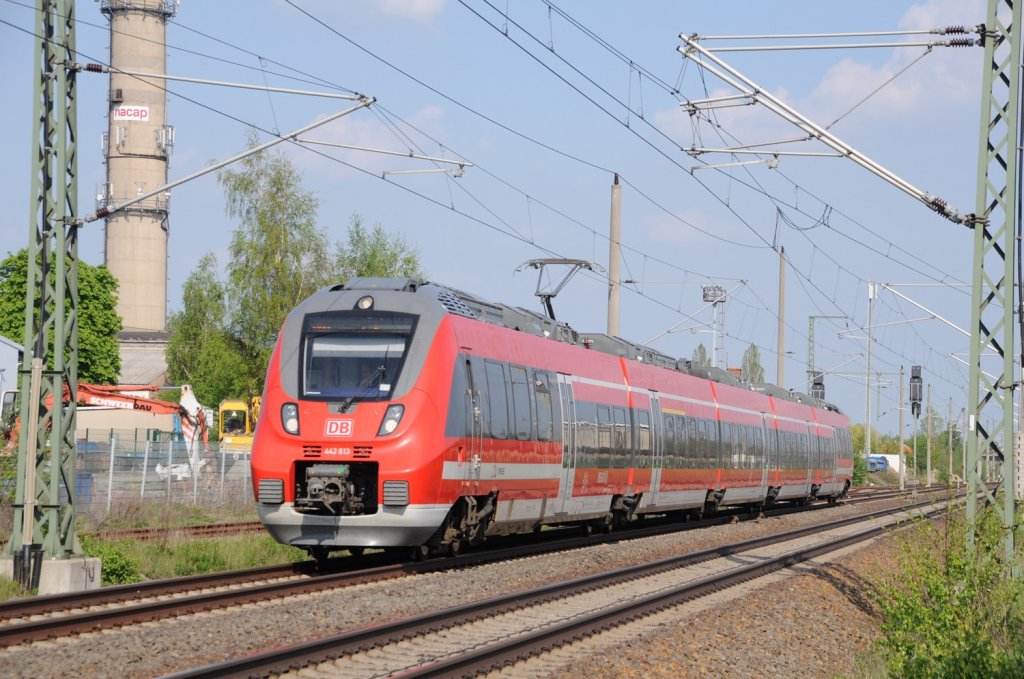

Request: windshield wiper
left=338, top=354, right=389, bottom=412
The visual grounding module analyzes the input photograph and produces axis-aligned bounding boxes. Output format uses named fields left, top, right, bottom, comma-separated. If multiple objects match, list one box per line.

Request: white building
left=0, top=335, right=22, bottom=398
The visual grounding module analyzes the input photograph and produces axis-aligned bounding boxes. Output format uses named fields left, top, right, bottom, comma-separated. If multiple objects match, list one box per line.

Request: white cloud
left=801, top=0, right=985, bottom=126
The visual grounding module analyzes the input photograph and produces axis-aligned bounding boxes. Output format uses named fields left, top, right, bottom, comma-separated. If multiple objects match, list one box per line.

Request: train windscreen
left=302, top=335, right=407, bottom=400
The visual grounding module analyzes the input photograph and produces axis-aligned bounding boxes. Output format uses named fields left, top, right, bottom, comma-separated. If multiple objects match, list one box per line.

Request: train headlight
left=377, top=404, right=405, bottom=436
left=281, top=402, right=300, bottom=435
left=356, top=295, right=374, bottom=310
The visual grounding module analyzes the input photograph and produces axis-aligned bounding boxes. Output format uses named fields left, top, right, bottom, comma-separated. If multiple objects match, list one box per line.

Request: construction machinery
left=218, top=396, right=261, bottom=451
left=3, top=383, right=207, bottom=452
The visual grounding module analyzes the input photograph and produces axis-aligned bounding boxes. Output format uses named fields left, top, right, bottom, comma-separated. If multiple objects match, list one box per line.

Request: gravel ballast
left=0, top=498, right=922, bottom=678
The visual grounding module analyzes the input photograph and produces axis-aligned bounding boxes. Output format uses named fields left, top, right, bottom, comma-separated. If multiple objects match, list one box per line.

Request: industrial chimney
left=99, top=0, right=177, bottom=383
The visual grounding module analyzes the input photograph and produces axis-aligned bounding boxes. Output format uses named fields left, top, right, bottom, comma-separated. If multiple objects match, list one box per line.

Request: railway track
left=0, top=486, right=936, bottom=648
left=168, top=495, right=953, bottom=678
left=88, top=520, right=265, bottom=542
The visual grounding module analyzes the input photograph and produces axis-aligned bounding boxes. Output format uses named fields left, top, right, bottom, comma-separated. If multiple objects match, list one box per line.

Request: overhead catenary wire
left=4, top=0, right=970, bottom=409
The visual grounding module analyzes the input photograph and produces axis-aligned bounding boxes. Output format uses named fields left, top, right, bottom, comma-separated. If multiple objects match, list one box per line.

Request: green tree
left=691, top=343, right=710, bottom=367
left=741, top=343, right=765, bottom=383
left=337, top=214, right=423, bottom=280
left=165, top=254, right=248, bottom=406
left=168, top=132, right=426, bottom=402
left=218, top=131, right=335, bottom=386
left=0, top=249, right=121, bottom=384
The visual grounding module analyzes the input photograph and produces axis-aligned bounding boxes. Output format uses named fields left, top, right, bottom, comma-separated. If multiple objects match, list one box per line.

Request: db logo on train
left=324, top=419, right=354, bottom=437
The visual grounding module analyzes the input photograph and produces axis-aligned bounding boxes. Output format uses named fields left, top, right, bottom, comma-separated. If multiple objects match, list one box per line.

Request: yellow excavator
left=218, top=395, right=261, bottom=451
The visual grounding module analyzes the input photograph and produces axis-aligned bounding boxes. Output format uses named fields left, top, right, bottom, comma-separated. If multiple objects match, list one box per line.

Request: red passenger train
left=251, top=278, right=853, bottom=559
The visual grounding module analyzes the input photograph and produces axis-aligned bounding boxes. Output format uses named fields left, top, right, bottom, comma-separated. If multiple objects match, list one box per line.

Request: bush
left=873, top=508, right=1024, bottom=677
left=79, top=534, right=143, bottom=585
left=852, top=449, right=867, bottom=486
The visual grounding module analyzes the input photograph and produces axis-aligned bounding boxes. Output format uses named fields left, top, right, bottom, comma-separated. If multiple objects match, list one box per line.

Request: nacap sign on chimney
left=112, top=105, right=150, bottom=121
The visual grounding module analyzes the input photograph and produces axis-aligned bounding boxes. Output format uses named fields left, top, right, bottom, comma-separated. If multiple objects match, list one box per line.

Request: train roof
left=338, top=277, right=843, bottom=415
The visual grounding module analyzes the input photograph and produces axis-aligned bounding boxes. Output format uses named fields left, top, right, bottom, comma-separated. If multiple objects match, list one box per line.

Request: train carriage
left=252, top=278, right=853, bottom=559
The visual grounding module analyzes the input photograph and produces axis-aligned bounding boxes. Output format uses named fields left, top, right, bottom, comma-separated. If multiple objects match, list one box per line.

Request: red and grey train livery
left=251, top=278, right=853, bottom=558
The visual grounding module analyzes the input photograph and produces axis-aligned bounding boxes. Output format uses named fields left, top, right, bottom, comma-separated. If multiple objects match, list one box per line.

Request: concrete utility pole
left=607, top=174, right=621, bottom=337
left=865, top=283, right=875, bottom=458
left=948, top=397, right=954, bottom=484
left=898, top=365, right=905, bottom=491
left=926, top=384, right=932, bottom=487
left=776, top=246, right=785, bottom=385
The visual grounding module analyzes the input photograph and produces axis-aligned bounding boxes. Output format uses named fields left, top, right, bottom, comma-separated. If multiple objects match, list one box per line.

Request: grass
left=0, top=477, right=288, bottom=598
left=0, top=532, right=308, bottom=598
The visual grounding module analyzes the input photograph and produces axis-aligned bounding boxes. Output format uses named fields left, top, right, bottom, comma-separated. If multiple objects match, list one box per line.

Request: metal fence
left=71, top=435, right=253, bottom=519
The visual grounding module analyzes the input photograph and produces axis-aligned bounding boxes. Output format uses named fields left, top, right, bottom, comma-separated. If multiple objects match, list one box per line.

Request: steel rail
left=0, top=488, right=937, bottom=631
left=412, top=504, right=950, bottom=678
left=165, top=495, right=956, bottom=678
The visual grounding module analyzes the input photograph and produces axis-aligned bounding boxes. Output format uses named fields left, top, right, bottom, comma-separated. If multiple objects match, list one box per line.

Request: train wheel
left=410, top=544, right=430, bottom=561
left=309, top=546, right=330, bottom=570
left=579, top=522, right=594, bottom=537
left=446, top=538, right=462, bottom=557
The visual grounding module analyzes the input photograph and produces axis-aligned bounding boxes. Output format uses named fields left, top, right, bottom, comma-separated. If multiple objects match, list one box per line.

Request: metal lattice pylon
left=966, top=0, right=1022, bottom=565
left=6, top=0, right=81, bottom=560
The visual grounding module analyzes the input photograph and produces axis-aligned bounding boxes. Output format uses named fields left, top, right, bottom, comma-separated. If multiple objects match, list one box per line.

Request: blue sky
left=0, top=0, right=989, bottom=439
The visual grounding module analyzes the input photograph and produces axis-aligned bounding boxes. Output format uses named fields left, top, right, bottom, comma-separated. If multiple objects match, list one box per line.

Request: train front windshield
left=301, top=311, right=417, bottom=401
left=303, top=336, right=407, bottom=400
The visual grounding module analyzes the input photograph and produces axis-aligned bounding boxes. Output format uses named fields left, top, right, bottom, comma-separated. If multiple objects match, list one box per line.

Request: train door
left=822, top=426, right=837, bottom=492
left=808, top=422, right=821, bottom=490
left=758, top=413, right=770, bottom=492
left=555, top=374, right=577, bottom=514
left=802, top=421, right=811, bottom=491
left=647, top=396, right=663, bottom=507
left=463, top=359, right=484, bottom=487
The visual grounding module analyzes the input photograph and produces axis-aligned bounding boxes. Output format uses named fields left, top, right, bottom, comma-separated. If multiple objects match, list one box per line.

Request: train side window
left=664, top=415, right=676, bottom=467
left=575, top=399, right=598, bottom=467
left=684, top=417, right=692, bottom=471
left=484, top=360, right=509, bottom=439
left=597, top=406, right=612, bottom=468
left=749, top=425, right=758, bottom=469
left=533, top=372, right=554, bottom=441
left=613, top=407, right=628, bottom=468
left=637, top=409, right=652, bottom=468
left=699, top=418, right=708, bottom=468
left=509, top=365, right=531, bottom=441
left=444, top=357, right=471, bottom=437
left=721, top=422, right=734, bottom=466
